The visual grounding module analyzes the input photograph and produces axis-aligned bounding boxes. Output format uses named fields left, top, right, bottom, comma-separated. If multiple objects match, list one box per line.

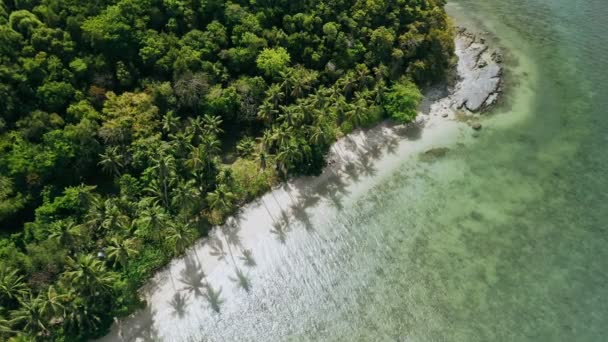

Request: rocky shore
left=424, top=27, right=503, bottom=121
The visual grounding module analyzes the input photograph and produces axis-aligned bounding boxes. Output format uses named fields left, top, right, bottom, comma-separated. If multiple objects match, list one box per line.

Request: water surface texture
left=108, top=0, right=608, bottom=340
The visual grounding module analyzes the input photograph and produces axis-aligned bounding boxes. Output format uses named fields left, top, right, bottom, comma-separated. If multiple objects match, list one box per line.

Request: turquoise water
left=104, top=0, right=608, bottom=340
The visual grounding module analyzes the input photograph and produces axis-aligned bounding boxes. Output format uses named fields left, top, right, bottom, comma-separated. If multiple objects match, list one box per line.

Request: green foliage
left=0, top=0, right=453, bottom=339
left=256, top=47, right=291, bottom=77
left=384, top=78, right=423, bottom=123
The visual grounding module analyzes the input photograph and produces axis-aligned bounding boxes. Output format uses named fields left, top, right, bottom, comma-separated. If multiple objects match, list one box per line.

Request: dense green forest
left=0, top=0, right=453, bottom=340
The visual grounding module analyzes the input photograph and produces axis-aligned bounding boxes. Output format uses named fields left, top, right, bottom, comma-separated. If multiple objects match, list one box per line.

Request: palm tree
left=168, top=131, right=193, bottom=158
left=202, top=114, right=224, bottom=137
left=171, top=179, right=200, bottom=214
left=98, top=146, right=123, bottom=177
left=0, top=267, right=28, bottom=305
left=307, top=124, right=330, bottom=146
left=265, top=83, right=284, bottom=108
left=166, top=221, right=195, bottom=256
left=10, top=294, right=47, bottom=337
left=148, top=153, right=177, bottom=209
left=49, top=221, right=81, bottom=253
left=62, top=255, right=116, bottom=299
left=0, top=315, right=13, bottom=334
left=257, top=101, right=278, bottom=124
left=254, top=150, right=269, bottom=171
left=346, top=93, right=369, bottom=127
left=258, top=129, right=274, bottom=152
left=207, top=184, right=236, bottom=216
left=162, top=111, right=180, bottom=134
left=201, top=135, right=221, bottom=157
left=184, top=145, right=204, bottom=172
left=271, top=125, right=293, bottom=152
left=136, top=203, right=168, bottom=242
left=63, top=298, right=103, bottom=338
left=100, top=199, right=129, bottom=233
left=278, top=105, right=303, bottom=127
left=106, top=237, right=139, bottom=269
left=37, top=286, right=67, bottom=323
left=186, top=116, right=204, bottom=136
left=276, top=139, right=303, bottom=177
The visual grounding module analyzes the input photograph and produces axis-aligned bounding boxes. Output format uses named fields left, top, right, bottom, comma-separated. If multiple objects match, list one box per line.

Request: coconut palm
left=10, top=294, right=47, bottom=336
left=254, top=150, right=269, bottom=171
left=201, top=134, right=221, bottom=157
left=49, top=221, right=81, bottom=252
left=271, top=125, right=293, bottom=151
left=62, top=255, right=116, bottom=298
left=207, top=184, right=236, bottom=216
left=162, top=111, right=180, bottom=134
left=148, top=153, right=177, bottom=209
left=168, top=131, right=193, bottom=158
left=276, top=139, right=303, bottom=177
left=257, top=101, right=278, bottom=124
left=0, top=267, right=28, bottom=305
left=98, top=146, right=123, bottom=177
left=278, top=105, right=302, bottom=126
left=166, top=221, right=195, bottom=256
left=106, top=237, right=139, bottom=269
left=63, top=298, right=102, bottom=338
left=136, top=203, right=168, bottom=242
left=265, top=83, right=284, bottom=108
left=202, top=114, right=224, bottom=137
left=37, top=286, right=67, bottom=321
left=171, top=179, right=200, bottom=214
left=346, top=94, right=369, bottom=127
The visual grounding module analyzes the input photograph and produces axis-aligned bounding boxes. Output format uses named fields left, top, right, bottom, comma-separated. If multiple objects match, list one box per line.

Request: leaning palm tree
left=106, top=237, right=139, bottom=269
left=0, top=267, right=29, bottom=305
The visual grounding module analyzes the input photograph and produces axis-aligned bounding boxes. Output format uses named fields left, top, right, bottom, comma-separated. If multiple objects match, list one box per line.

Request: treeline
left=0, top=0, right=453, bottom=340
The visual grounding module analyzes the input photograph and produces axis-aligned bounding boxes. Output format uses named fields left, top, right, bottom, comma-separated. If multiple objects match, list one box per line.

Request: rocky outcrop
left=452, top=27, right=503, bottom=112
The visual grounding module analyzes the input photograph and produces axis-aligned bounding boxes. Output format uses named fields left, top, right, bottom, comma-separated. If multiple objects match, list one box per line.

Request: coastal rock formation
left=420, top=27, right=503, bottom=124
left=452, top=27, right=503, bottom=112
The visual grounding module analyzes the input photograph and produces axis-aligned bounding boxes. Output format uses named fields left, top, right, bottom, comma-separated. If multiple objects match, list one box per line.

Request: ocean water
left=103, top=0, right=608, bottom=341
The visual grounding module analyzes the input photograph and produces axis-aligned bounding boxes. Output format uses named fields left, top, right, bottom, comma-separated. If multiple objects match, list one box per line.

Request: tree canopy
left=0, top=0, right=453, bottom=339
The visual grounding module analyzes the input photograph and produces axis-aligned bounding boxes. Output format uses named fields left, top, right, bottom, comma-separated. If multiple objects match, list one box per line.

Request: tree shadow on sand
left=178, top=255, right=207, bottom=297
left=270, top=219, right=289, bottom=244
left=204, top=284, right=224, bottom=313
left=239, top=248, right=256, bottom=267
left=229, top=267, right=252, bottom=292
left=168, top=292, right=189, bottom=318
left=208, top=234, right=228, bottom=262
left=116, top=302, right=160, bottom=341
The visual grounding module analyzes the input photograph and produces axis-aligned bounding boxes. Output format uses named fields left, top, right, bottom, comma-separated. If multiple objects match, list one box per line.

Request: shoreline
left=97, top=27, right=505, bottom=341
